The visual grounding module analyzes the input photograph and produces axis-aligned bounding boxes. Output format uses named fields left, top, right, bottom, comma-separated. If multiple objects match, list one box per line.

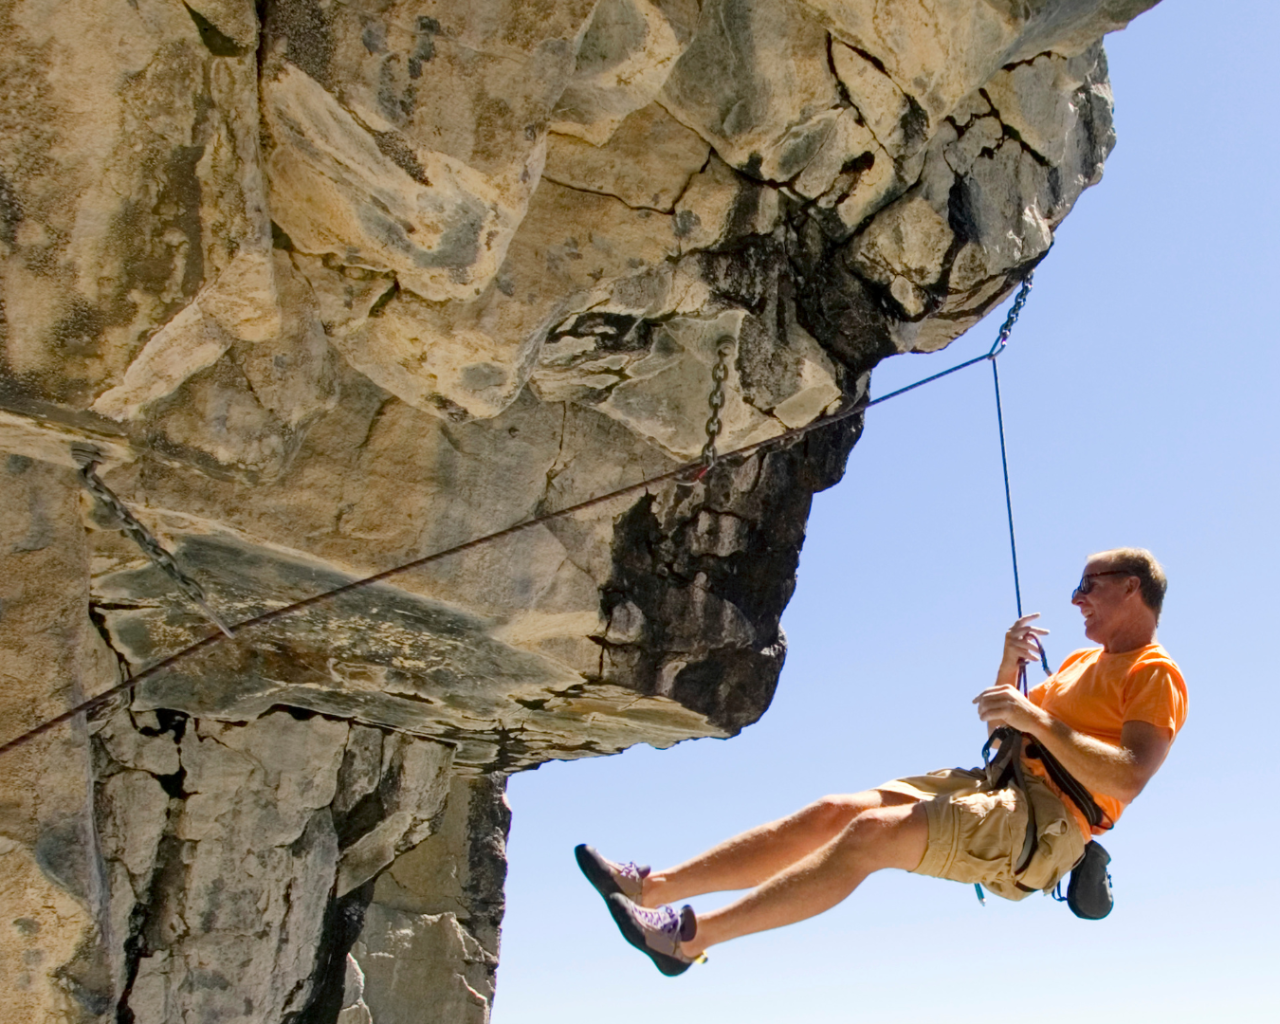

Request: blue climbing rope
left=985, top=275, right=1051, bottom=690
left=976, top=275, right=1052, bottom=907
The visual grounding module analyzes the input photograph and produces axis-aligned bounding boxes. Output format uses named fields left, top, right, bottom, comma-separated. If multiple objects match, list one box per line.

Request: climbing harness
left=0, top=275, right=1041, bottom=759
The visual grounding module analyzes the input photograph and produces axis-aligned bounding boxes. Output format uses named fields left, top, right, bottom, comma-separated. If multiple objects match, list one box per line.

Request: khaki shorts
left=877, top=767, right=1087, bottom=902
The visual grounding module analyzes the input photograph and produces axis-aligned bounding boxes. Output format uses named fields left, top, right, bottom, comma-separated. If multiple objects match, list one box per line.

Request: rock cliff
left=0, top=0, right=1156, bottom=1020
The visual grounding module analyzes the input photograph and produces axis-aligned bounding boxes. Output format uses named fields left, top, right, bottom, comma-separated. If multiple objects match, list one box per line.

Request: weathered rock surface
left=0, top=0, right=1158, bottom=1020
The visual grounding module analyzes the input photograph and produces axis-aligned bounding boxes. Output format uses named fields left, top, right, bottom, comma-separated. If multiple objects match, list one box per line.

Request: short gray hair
left=1093, top=548, right=1167, bottom=619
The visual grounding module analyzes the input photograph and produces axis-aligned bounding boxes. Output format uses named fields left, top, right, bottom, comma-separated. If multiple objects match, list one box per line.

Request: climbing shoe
left=574, top=844, right=649, bottom=903
left=605, top=894, right=700, bottom=977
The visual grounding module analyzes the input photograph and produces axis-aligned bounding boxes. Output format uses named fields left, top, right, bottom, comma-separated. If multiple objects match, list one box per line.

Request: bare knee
left=830, top=803, right=928, bottom=872
left=806, top=793, right=877, bottom=834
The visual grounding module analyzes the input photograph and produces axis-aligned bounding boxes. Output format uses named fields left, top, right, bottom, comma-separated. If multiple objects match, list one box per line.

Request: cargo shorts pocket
left=922, top=785, right=1026, bottom=885
left=1018, top=783, right=1087, bottom=892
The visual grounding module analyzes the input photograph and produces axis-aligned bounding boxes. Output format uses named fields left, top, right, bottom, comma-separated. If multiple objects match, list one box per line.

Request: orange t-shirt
left=1025, top=643, right=1187, bottom=839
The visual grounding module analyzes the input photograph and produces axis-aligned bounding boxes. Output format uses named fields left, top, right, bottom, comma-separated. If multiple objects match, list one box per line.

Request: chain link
left=987, top=272, right=1034, bottom=359
left=71, top=445, right=235, bottom=638
left=699, top=335, right=736, bottom=469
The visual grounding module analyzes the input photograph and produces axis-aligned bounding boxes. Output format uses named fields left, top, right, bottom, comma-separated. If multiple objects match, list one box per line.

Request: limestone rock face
left=0, top=0, right=1157, bottom=1020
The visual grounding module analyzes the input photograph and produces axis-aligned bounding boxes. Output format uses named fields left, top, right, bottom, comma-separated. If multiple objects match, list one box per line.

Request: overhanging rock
left=0, top=0, right=1158, bottom=1020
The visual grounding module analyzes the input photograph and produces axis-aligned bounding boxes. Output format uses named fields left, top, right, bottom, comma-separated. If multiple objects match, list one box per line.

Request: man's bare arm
left=1032, top=717, right=1174, bottom=804
left=973, top=685, right=1175, bottom=803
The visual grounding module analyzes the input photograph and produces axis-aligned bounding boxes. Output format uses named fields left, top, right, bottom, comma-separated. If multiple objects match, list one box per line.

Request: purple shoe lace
left=629, top=902, right=697, bottom=958
left=632, top=903, right=680, bottom=936
left=616, top=860, right=647, bottom=888
left=602, top=855, right=648, bottom=900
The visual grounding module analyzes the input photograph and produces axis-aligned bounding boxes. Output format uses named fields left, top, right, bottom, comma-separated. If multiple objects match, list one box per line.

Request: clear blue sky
left=494, top=4, right=1279, bottom=1021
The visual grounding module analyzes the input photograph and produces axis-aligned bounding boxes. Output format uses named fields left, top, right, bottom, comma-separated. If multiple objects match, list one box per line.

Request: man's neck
left=1101, top=620, right=1158, bottom=654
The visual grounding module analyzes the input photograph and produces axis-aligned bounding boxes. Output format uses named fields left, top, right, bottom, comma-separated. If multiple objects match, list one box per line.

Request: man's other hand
left=973, top=683, right=1047, bottom=735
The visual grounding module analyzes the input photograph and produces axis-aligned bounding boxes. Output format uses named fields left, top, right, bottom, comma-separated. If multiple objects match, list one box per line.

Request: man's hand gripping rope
left=974, top=612, right=1051, bottom=732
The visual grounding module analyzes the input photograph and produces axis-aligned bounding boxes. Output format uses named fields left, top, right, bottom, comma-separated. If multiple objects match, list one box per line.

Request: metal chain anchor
left=698, top=335, right=736, bottom=472
left=70, top=444, right=235, bottom=638
left=986, top=271, right=1034, bottom=359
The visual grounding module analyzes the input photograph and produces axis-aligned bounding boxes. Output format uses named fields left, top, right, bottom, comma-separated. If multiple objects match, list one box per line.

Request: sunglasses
left=1072, top=570, right=1134, bottom=602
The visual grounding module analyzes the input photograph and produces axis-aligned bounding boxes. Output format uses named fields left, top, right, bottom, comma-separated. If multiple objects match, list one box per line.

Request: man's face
left=1071, top=558, right=1135, bottom=643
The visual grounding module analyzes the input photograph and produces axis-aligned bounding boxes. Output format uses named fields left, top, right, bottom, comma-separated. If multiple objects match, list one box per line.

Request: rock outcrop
left=0, top=0, right=1156, bottom=1020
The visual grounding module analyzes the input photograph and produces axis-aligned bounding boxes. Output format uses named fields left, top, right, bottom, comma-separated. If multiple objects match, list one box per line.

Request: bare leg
left=680, top=801, right=929, bottom=958
left=642, top=789, right=917, bottom=907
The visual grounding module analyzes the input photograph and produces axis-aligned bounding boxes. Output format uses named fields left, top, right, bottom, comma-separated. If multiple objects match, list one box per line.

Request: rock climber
left=575, top=547, right=1187, bottom=975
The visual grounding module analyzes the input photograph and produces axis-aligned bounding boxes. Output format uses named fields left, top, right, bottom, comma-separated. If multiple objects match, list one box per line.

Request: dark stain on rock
left=377, top=60, right=415, bottom=126
left=472, top=95, right=517, bottom=166
left=463, top=774, right=509, bottom=953
left=366, top=280, right=398, bottom=318
left=947, top=175, right=980, bottom=245
left=34, top=817, right=92, bottom=900
left=575, top=0, right=646, bottom=76
left=113, top=901, right=150, bottom=1024
left=699, top=233, right=779, bottom=316
left=21, top=239, right=58, bottom=277
left=372, top=131, right=431, bottom=186
left=552, top=312, right=654, bottom=354
left=262, top=0, right=334, bottom=87
left=155, top=763, right=189, bottom=800
left=0, top=171, right=21, bottom=246
left=779, top=224, right=896, bottom=374
left=361, top=21, right=387, bottom=55
left=407, top=16, right=439, bottom=79
left=116, top=142, right=206, bottom=308
left=184, top=4, right=251, bottom=57
left=50, top=298, right=107, bottom=357
left=335, top=787, right=384, bottom=848
left=189, top=968, right=232, bottom=991
left=291, top=878, right=375, bottom=1024
left=413, top=204, right=484, bottom=272
left=58, top=971, right=113, bottom=1016
left=198, top=877, right=225, bottom=933
left=670, top=647, right=779, bottom=732
left=588, top=222, right=887, bottom=731
left=842, top=150, right=876, bottom=180
left=461, top=363, right=506, bottom=391
left=900, top=94, right=930, bottom=151
left=140, top=835, right=188, bottom=945
left=600, top=418, right=859, bottom=734
left=774, top=127, right=825, bottom=182
left=271, top=220, right=295, bottom=250
left=674, top=208, right=701, bottom=238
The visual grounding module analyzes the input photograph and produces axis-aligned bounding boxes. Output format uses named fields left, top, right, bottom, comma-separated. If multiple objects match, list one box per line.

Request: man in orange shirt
left=577, top=548, right=1188, bottom=976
